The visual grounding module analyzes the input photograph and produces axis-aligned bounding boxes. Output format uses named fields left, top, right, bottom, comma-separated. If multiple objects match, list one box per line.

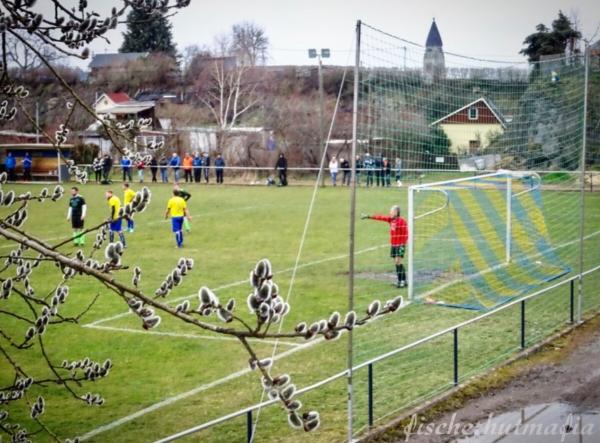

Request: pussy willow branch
left=0, top=224, right=374, bottom=340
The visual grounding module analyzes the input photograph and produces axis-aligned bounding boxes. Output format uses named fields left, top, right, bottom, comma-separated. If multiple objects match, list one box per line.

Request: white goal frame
left=406, top=171, right=530, bottom=300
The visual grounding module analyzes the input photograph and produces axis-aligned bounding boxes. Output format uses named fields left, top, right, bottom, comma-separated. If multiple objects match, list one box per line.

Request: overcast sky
left=36, top=0, right=600, bottom=68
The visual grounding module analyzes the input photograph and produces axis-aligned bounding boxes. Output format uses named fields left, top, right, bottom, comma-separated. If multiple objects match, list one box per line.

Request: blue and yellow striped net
left=412, top=173, right=570, bottom=311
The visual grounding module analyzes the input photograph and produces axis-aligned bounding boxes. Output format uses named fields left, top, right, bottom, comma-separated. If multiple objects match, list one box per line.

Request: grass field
left=1, top=177, right=599, bottom=442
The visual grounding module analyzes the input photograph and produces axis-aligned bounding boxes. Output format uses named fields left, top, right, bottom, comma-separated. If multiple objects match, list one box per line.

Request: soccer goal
left=407, top=171, right=570, bottom=310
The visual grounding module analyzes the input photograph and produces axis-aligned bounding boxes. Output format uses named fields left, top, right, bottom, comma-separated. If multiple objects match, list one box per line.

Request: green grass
left=0, top=180, right=599, bottom=442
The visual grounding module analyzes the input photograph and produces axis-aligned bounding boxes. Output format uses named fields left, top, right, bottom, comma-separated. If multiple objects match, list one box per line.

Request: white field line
left=0, top=234, right=64, bottom=250
left=84, top=244, right=384, bottom=328
left=79, top=299, right=413, bottom=442
left=78, top=334, right=326, bottom=441
left=83, top=324, right=300, bottom=348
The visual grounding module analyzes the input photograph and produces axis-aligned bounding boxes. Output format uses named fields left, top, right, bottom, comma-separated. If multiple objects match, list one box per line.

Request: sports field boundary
left=77, top=230, right=600, bottom=441
left=152, top=264, right=600, bottom=443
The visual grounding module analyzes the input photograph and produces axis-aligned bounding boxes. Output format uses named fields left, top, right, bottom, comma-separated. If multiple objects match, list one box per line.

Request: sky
left=35, top=0, right=600, bottom=68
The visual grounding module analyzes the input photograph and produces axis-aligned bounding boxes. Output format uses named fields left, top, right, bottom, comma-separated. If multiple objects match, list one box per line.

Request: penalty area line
left=84, top=244, right=385, bottom=328
left=83, top=324, right=301, bottom=348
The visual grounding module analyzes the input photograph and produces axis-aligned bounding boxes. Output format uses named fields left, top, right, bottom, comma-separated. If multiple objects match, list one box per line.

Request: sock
left=128, top=219, right=134, bottom=230
left=398, top=264, right=406, bottom=282
left=73, top=232, right=79, bottom=245
left=119, top=232, right=126, bottom=247
left=175, top=231, right=183, bottom=247
left=396, top=264, right=402, bottom=282
left=109, top=231, right=114, bottom=243
left=79, top=232, right=85, bottom=245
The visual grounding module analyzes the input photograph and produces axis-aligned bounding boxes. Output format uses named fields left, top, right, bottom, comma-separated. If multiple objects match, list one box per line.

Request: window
left=468, top=106, right=478, bottom=120
left=469, top=140, right=480, bottom=153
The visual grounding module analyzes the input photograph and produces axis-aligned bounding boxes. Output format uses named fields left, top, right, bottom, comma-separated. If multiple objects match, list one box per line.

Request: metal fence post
left=570, top=279, right=575, bottom=324
left=368, top=363, right=374, bottom=427
left=246, top=410, right=253, bottom=443
left=453, top=329, right=458, bottom=386
left=520, top=300, right=526, bottom=349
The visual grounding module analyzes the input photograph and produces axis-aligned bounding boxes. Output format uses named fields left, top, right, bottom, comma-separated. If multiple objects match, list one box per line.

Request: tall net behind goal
left=348, top=21, right=591, bottom=437
left=351, top=21, right=588, bottom=381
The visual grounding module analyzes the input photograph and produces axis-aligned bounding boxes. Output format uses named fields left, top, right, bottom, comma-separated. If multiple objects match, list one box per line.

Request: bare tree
left=196, top=58, right=259, bottom=131
left=231, top=21, right=269, bottom=66
left=5, top=30, right=63, bottom=75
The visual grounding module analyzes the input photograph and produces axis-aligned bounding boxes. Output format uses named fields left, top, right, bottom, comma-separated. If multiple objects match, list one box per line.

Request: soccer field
left=1, top=180, right=599, bottom=442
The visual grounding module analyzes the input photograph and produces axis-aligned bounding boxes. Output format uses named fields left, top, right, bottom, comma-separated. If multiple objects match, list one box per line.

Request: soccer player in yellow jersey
left=105, top=190, right=126, bottom=247
left=123, top=182, right=136, bottom=233
left=164, top=190, right=191, bottom=248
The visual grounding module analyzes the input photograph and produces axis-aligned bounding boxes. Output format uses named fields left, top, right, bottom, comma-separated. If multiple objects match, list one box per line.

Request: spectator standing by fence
left=5, top=152, right=16, bottom=181
left=383, top=158, right=391, bottom=187
left=159, top=155, right=168, bottom=183
left=121, top=156, right=132, bottom=182
left=355, top=154, right=363, bottom=186
left=93, top=155, right=103, bottom=183
left=150, top=156, right=158, bottom=182
left=193, top=152, right=202, bottom=183
left=340, top=157, right=350, bottom=186
left=275, top=152, right=288, bottom=186
left=102, top=154, right=113, bottom=183
left=329, top=156, right=339, bottom=186
left=182, top=153, right=193, bottom=183
left=394, top=157, right=402, bottom=185
left=136, top=158, right=145, bottom=183
left=215, top=154, right=225, bottom=184
left=203, top=153, right=210, bottom=184
left=364, top=153, right=375, bottom=187
left=22, top=152, right=32, bottom=181
left=169, top=152, right=181, bottom=183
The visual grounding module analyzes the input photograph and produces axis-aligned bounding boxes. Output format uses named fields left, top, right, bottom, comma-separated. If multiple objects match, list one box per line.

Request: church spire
left=425, top=19, right=443, bottom=48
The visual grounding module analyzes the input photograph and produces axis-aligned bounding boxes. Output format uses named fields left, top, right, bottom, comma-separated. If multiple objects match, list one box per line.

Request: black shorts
left=71, top=217, right=84, bottom=229
left=390, top=245, right=405, bottom=258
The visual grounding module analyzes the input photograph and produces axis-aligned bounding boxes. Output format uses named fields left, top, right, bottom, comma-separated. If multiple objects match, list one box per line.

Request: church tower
left=423, top=19, right=445, bottom=84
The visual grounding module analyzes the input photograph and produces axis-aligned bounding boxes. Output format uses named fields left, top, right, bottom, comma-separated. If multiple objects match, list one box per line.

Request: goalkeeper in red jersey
left=362, top=205, right=409, bottom=288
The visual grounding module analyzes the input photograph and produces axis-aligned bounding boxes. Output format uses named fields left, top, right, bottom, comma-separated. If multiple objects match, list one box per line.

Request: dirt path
left=366, top=315, right=600, bottom=442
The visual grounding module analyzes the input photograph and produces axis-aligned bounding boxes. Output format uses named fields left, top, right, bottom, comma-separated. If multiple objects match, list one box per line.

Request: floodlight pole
left=577, top=44, right=589, bottom=323
left=309, top=48, right=330, bottom=186
left=318, top=55, right=325, bottom=187
left=506, top=173, right=512, bottom=263
left=347, top=20, right=361, bottom=443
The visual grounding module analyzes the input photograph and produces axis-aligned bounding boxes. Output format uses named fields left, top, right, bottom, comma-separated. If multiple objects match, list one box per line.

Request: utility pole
left=35, top=101, right=40, bottom=144
left=309, top=48, right=330, bottom=186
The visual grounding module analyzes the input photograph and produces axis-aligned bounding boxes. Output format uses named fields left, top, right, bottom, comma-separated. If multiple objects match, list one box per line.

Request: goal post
left=407, top=171, right=563, bottom=310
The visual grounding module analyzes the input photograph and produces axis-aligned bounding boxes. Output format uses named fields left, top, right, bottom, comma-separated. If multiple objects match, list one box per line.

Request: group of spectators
left=327, top=154, right=403, bottom=187
left=3, top=149, right=403, bottom=188
left=2, top=152, right=33, bottom=181
left=355, top=154, right=403, bottom=187
left=91, top=152, right=227, bottom=184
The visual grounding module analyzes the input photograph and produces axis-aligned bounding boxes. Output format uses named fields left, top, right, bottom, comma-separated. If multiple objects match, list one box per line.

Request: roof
left=100, top=102, right=155, bottom=115
left=0, top=143, right=74, bottom=150
left=107, top=92, right=131, bottom=103
left=89, top=52, right=148, bottom=69
left=429, top=97, right=508, bottom=128
left=591, top=40, right=600, bottom=50
left=425, top=20, right=443, bottom=48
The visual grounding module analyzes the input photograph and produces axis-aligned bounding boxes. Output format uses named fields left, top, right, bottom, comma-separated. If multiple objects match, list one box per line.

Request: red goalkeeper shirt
left=370, top=215, right=408, bottom=246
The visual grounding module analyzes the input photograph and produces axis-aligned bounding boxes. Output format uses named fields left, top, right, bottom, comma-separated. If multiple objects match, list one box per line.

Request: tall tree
left=520, top=11, right=581, bottom=62
left=120, top=8, right=177, bottom=57
left=231, top=21, right=269, bottom=66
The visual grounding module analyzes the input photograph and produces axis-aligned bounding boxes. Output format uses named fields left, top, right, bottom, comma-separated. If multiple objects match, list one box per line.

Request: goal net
left=407, top=171, right=570, bottom=310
